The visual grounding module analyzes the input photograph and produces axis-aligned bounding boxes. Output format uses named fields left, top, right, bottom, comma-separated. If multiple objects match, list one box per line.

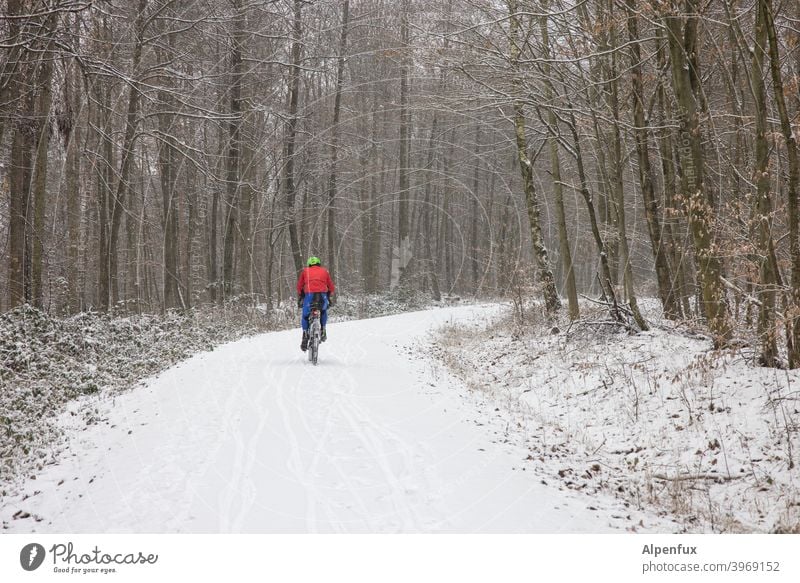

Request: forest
left=2, top=0, right=800, bottom=368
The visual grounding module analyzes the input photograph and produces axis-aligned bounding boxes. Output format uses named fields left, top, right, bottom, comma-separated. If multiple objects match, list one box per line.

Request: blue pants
left=301, top=292, right=329, bottom=332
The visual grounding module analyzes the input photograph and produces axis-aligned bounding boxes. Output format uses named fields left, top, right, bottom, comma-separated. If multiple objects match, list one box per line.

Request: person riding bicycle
left=296, top=256, right=335, bottom=352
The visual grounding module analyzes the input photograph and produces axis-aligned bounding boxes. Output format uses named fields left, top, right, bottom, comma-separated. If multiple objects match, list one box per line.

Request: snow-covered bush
left=330, top=289, right=439, bottom=321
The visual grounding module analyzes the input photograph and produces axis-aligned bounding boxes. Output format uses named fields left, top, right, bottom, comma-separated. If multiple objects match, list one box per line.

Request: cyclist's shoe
left=321, top=327, right=327, bottom=342
left=300, top=331, right=309, bottom=352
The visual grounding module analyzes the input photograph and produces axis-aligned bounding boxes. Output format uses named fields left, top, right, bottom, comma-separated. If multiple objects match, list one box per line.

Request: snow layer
left=434, top=303, right=800, bottom=533
left=0, top=294, right=429, bottom=495
left=1, top=305, right=670, bottom=533
left=0, top=304, right=294, bottom=492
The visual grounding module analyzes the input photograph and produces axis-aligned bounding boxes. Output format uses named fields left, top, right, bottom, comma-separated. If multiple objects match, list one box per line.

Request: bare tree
left=507, top=0, right=560, bottom=314
left=663, top=1, right=732, bottom=346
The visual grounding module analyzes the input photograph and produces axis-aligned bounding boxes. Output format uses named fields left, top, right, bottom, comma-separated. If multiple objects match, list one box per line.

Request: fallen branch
left=653, top=473, right=746, bottom=483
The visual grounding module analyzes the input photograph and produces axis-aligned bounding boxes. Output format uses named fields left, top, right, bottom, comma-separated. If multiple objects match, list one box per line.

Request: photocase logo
left=20, top=543, right=46, bottom=571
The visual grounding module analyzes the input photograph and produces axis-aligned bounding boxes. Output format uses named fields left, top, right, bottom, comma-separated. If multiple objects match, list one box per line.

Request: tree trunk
left=626, top=1, right=679, bottom=320
left=564, top=102, right=619, bottom=314
left=664, top=5, right=732, bottom=346
left=607, top=7, right=647, bottom=331
left=361, top=105, right=379, bottom=293
left=423, top=115, right=442, bottom=301
left=185, top=130, right=197, bottom=309
left=656, top=26, right=691, bottom=318
left=222, top=0, right=244, bottom=299
left=96, top=51, right=113, bottom=312
left=6, top=0, right=33, bottom=308
left=209, top=178, right=220, bottom=304
left=750, top=0, right=779, bottom=365
left=507, top=0, right=560, bottom=314
left=578, top=1, right=618, bottom=286
left=8, top=101, right=34, bottom=309
left=65, top=60, right=82, bottom=313
left=539, top=4, right=579, bottom=320
left=326, top=0, right=349, bottom=281
left=763, top=0, right=800, bottom=367
left=469, top=122, right=481, bottom=295
left=207, top=97, right=223, bottom=304
left=284, top=0, right=303, bottom=276
left=395, top=0, right=412, bottom=289
left=105, top=0, right=148, bottom=310
left=158, top=8, right=181, bottom=311
left=30, top=13, right=56, bottom=309
left=239, top=141, right=255, bottom=299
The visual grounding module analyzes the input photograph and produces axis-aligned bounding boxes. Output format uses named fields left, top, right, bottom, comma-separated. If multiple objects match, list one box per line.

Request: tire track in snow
left=316, top=337, right=443, bottom=532
left=216, top=352, right=252, bottom=533
left=225, top=363, right=273, bottom=532
left=272, top=356, right=337, bottom=530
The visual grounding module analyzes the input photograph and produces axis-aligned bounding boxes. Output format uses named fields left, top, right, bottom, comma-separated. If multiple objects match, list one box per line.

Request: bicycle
left=307, top=302, right=322, bottom=365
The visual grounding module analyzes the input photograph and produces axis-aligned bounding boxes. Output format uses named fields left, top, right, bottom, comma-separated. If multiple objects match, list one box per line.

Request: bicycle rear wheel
left=309, top=321, right=320, bottom=365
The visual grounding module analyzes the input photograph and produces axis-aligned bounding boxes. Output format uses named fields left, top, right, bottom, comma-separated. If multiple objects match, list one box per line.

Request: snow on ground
left=432, top=301, right=800, bottom=533
left=0, top=304, right=294, bottom=490
left=0, top=294, right=430, bottom=497
left=0, top=304, right=672, bottom=533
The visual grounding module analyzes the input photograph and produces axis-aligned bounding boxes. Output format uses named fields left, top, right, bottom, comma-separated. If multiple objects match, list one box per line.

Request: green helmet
left=307, top=256, right=321, bottom=266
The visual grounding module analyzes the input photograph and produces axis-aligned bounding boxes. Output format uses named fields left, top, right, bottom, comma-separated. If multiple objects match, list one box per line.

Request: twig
left=579, top=293, right=634, bottom=319
left=589, top=437, right=607, bottom=457
left=579, top=293, right=613, bottom=307
left=721, top=276, right=787, bottom=320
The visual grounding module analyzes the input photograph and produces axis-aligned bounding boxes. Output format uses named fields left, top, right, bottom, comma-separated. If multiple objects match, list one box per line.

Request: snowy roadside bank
left=430, top=301, right=800, bottom=533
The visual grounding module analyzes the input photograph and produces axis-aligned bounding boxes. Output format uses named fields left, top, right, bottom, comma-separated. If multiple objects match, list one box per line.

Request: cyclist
left=296, top=256, right=335, bottom=352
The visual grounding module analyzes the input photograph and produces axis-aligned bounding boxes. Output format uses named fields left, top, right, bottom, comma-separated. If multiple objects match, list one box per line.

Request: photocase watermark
left=18, top=541, right=158, bottom=576
left=20, top=543, right=46, bottom=571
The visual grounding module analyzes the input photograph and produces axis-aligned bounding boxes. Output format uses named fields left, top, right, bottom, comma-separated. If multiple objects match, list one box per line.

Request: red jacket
left=297, top=265, right=335, bottom=296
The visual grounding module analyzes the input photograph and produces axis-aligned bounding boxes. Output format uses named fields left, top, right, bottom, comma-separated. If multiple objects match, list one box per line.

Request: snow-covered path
left=2, top=305, right=638, bottom=533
